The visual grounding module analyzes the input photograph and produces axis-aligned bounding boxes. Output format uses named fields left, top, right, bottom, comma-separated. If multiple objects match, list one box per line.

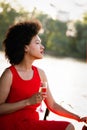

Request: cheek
left=29, top=44, right=36, bottom=51
left=29, top=47, right=37, bottom=56
left=31, top=46, right=39, bottom=52
left=28, top=45, right=40, bottom=56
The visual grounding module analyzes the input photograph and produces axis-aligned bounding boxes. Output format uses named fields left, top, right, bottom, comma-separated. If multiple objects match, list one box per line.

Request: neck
left=16, top=58, right=34, bottom=71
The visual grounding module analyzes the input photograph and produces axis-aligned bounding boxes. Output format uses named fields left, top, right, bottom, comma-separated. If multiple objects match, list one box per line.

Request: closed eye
left=36, top=42, right=40, bottom=44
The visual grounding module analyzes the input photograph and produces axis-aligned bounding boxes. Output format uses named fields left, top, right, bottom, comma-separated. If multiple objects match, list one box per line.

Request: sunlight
left=3, top=0, right=87, bottom=21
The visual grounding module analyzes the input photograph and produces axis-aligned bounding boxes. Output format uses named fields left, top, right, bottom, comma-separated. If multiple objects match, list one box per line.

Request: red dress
left=0, top=65, right=69, bottom=130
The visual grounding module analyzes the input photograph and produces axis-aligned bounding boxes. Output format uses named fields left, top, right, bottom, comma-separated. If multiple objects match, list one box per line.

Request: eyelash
left=36, top=42, right=40, bottom=44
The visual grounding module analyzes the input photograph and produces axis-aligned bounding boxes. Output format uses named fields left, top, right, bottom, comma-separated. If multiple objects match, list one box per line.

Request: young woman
left=0, top=19, right=87, bottom=130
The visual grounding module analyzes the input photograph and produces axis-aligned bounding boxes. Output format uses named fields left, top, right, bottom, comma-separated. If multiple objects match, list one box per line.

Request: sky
left=5, top=0, right=87, bottom=21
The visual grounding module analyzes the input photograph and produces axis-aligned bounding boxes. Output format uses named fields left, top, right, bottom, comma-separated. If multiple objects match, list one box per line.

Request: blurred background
left=0, top=0, right=87, bottom=60
left=0, top=0, right=87, bottom=129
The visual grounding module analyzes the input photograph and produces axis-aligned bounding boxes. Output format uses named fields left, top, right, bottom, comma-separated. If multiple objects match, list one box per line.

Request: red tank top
left=7, top=66, right=40, bottom=100
left=0, top=66, right=70, bottom=130
left=7, top=65, right=41, bottom=109
left=0, top=65, right=42, bottom=129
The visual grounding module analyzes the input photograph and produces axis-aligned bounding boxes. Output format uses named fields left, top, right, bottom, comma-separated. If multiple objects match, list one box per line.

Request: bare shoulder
left=37, top=67, right=45, bottom=74
left=0, top=67, right=12, bottom=103
left=0, top=67, right=12, bottom=88
left=37, top=67, right=47, bottom=81
left=0, top=67, right=12, bottom=80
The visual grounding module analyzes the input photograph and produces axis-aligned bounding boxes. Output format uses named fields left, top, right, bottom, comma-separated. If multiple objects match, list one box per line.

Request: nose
left=41, top=44, right=45, bottom=50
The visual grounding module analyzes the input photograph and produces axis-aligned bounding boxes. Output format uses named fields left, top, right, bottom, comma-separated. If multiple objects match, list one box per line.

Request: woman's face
left=25, top=35, right=45, bottom=59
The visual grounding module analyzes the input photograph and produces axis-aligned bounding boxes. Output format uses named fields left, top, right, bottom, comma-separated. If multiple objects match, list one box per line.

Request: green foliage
left=0, top=1, right=87, bottom=61
left=74, top=20, right=87, bottom=60
left=37, top=14, right=70, bottom=57
left=0, top=1, right=29, bottom=49
left=83, top=12, right=87, bottom=24
left=38, top=12, right=87, bottom=60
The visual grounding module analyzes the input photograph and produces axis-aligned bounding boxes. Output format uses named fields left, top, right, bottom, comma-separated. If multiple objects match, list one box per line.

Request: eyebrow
left=36, top=39, right=42, bottom=42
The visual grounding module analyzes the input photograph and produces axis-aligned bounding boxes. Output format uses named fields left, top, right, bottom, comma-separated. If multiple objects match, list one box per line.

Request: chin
left=36, top=55, right=43, bottom=59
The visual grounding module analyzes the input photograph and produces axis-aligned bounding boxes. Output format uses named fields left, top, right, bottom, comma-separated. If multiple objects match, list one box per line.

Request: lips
left=40, top=50, right=44, bottom=54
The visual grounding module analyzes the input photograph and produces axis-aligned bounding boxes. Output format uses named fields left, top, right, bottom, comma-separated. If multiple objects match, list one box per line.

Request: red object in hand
left=39, top=82, right=47, bottom=93
left=41, top=87, right=47, bottom=93
left=40, top=87, right=47, bottom=96
left=39, top=82, right=47, bottom=98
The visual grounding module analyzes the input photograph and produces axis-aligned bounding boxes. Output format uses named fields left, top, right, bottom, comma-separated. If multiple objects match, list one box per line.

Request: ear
left=24, top=45, right=29, bottom=52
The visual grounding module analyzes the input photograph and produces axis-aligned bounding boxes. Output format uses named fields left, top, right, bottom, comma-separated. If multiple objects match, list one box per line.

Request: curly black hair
left=3, top=19, right=42, bottom=65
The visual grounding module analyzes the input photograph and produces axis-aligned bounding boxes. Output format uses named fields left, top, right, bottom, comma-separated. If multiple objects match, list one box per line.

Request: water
left=0, top=52, right=87, bottom=130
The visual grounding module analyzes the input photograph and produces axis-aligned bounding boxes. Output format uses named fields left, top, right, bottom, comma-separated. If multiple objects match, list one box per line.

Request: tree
left=74, top=19, right=87, bottom=60
left=0, top=1, right=29, bottom=49
left=37, top=14, right=68, bottom=56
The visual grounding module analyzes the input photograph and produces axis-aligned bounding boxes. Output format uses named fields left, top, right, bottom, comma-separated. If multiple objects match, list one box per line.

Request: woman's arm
left=0, top=69, right=28, bottom=115
left=45, top=86, right=80, bottom=121
left=45, top=87, right=87, bottom=123
left=0, top=68, right=42, bottom=115
left=39, top=69, right=84, bottom=122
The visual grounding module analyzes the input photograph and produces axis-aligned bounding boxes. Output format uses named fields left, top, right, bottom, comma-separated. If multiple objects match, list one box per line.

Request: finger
left=36, top=93, right=41, bottom=98
left=36, top=94, right=43, bottom=102
left=41, top=92, right=47, bottom=99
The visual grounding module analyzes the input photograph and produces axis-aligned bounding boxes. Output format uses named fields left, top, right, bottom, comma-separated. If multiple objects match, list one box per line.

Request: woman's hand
left=80, top=117, right=87, bottom=123
left=27, top=92, right=43, bottom=105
